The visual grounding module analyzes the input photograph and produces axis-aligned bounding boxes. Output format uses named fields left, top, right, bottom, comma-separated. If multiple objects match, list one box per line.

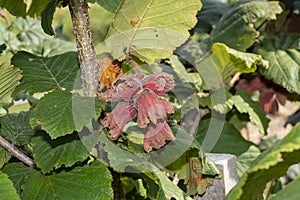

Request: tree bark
left=0, top=135, right=34, bottom=167
left=68, top=0, right=98, bottom=97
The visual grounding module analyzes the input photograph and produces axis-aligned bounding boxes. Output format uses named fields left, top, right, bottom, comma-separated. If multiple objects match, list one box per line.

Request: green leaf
left=165, top=147, right=220, bottom=196
left=88, top=0, right=122, bottom=12
left=33, top=38, right=76, bottom=57
left=31, top=90, right=105, bottom=139
left=167, top=55, right=198, bottom=84
left=198, top=43, right=268, bottom=85
left=0, top=24, right=21, bottom=52
left=0, top=63, right=22, bottom=106
left=193, top=0, right=229, bottom=34
left=196, top=119, right=261, bottom=177
left=2, top=163, right=34, bottom=194
left=0, top=172, right=20, bottom=200
left=41, top=0, right=59, bottom=36
left=105, top=0, right=202, bottom=63
left=0, top=110, right=34, bottom=146
left=11, top=51, right=79, bottom=95
left=255, top=33, right=300, bottom=94
left=100, top=133, right=192, bottom=200
left=32, top=131, right=90, bottom=173
left=225, top=125, right=300, bottom=200
left=214, top=91, right=270, bottom=135
left=204, top=1, right=282, bottom=51
left=27, top=0, right=51, bottom=17
left=268, top=176, right=300, bottom=200
left=0, top=0, right=26, bottom=17
left=31, top=90, right=75, bottom=138
left=22, top=161, right=113, bottom=200
left=0, top=147, right=11, bottom=169
left=14, top=17, right=49, bottom=46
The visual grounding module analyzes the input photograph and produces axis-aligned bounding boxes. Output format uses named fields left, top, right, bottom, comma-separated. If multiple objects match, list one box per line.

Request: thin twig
left=255, top=19, right=268, bottom=31
left=0, top=9, right=11, bottom=26
left=228, top=72, right=241, bottom=88
left=0, top=135, right=34, bottom=167
left=125, top=52, right=143, bottom=79
left=172, top=173, right=180, bottom=185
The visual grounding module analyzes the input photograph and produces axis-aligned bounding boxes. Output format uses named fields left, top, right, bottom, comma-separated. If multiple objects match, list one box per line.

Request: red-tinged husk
left=103, top=101, right=137, bottom=139
left=143, top=119, right=175, bottom=152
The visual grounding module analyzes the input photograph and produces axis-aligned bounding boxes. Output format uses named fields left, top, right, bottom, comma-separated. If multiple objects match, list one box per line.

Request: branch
left=0, top=135, right=34, bottom=167
left=68, top=0, right=98, bottom=97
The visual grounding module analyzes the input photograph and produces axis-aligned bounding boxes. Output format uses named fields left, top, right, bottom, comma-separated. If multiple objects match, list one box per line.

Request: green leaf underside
left=0, top=111, right=34, bottom=146
left=100, top=133, right=193, bottom=200
left=199, top=43, right=267, bottom=85
left=268, top=176, right=300, bottom=200
left=31, top=90, right=104, bottom=139
left=225, top=125, right=300, bottom=200
left=204, top=1, right=282, bottom=51
left=0, top=172, right=20, bottom=200
left=21, top=161, right=113, bottom=200
left=88, top=0, right=122, bottom=12
left=0, top=0, right=26, bottom=17
left=256, top=34, right=300, bottom=94
left=105, top=0, right=202, bottom=63
left=32, top=132, right=90, bottom=173
left=0, top=63, right=22, bottom=106
left=214, top=91, right=269, bottom=135
left=196, top=119, right=260, bottom=177
left=11, top=51, right=79, bottom=95
left=2, top=163, right=34, bottom=194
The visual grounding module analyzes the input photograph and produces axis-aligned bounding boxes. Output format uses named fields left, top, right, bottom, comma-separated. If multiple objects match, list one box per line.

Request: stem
left=68, top=0, right=98, bottom=97
left=0, top=135, right=34, bottom=167
left=0, top=9, right=10, bottom=26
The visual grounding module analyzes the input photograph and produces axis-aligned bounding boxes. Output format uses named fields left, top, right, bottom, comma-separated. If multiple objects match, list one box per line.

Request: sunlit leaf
left=32, top=131, right=90, bottom=173
left=225, top=125, right=300, bottom=200
left=204, top=1, right=282, bottom=51
left=0, top=110, right=34, bottom=146
left=22, top=161, right=113, bottom=200
left=105, top=0, right=202, bottom=63
left=255, top=33, right=300, bottom=94
left=198, top=43, right=268, bottom=86
left=268, top=176, right=300, bottom=200
left=11, top=51, right=79, bottom=95
left=0, top=63, right=22, bottom=106
left=88, top=0, right=122, bottom=12
left=0, top=172, right=20, bottom=200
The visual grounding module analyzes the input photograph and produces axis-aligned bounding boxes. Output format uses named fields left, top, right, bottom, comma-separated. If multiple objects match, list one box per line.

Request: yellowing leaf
left=105, top=0, right=202, bottom=63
